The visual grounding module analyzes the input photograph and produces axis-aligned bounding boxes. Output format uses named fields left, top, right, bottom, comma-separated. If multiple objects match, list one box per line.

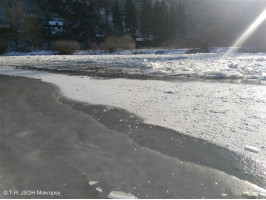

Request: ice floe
left=107, top=191, right=137, bottom=199
left=244, top=145, right=260, bottom=153
left=96, top=187, right=103, bottom=193
left=89, top=181, right=98, bottom=186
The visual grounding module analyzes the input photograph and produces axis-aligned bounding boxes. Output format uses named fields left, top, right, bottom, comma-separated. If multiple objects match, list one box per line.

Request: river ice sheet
left=0, top=52, right=266, bottom=161
left=0, top=64, right=265, bottom=163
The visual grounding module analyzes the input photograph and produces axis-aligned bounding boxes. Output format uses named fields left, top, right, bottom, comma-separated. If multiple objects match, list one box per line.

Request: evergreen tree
left=152, top=1, right=169, bottom=44
left=87, top=0, right=102, bottom=36
left=112, top=0, right=123, bottom=35
left=67, top=0, right=89, bottom=35
left=168, top=2, right=178, bottom=39
left=140, top=0, right=152, bottom=44
left=101, top=0, right=111, bottom=16
left=72, top=0, right=88, bottom=21
left=177, top=3, right=187, bottom=38
left=67, top=0, right=103, bottom=37
left=124, top=0, right=138, bottom=37
left=46, top=0, right=65, bottom=13
left=5, top=0, right=24, bottom=50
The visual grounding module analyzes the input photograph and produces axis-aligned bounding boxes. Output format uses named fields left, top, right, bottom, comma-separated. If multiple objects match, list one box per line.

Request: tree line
left=1, top=0, right=265, bottom=52
left=2, top=0, right=187, bottom=49
left=43, top=0, right=187, bottom=44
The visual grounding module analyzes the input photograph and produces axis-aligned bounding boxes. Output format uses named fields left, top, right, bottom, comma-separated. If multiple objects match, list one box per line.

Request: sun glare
left=223, top=6, right=266, bottom=56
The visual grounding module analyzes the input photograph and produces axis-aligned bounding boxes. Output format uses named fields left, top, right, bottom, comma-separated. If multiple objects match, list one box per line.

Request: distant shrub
left=0, top=39, right=7, bottom=55
left=119, top=35, right=136, bottom=50
left=100, top=34, right=136, bottom=52
left=52, top=40, right=80, bottom=55
left=100, top=35, right=119, bottom=52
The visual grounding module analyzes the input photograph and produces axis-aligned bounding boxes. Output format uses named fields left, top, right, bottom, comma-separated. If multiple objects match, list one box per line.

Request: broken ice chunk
left=244, top=145, right=259, bottom=153
left=89, top=181, right=98, bottom=186
left=241, top=191, right=259, bottom=199
left=96, top=187, right=103, bottom=193
left=221, top=193, right=228, bottom=197
left=108, top=191, right=137, bottom=199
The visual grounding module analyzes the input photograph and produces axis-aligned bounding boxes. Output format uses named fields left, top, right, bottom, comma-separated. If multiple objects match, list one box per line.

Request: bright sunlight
left=223, top=6, right=266, bottom=56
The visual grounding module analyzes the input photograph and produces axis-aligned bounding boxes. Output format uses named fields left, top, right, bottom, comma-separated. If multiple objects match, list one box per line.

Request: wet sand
left=0, top=75, right=265, bottom=199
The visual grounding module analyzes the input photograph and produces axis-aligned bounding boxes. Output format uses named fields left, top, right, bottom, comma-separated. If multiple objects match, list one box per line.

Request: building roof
left=48, top=21, right=63, bottom=26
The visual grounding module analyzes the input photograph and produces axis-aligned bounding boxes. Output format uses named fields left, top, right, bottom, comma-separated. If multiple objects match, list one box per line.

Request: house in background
left=47, top=21, right=64, bottom=35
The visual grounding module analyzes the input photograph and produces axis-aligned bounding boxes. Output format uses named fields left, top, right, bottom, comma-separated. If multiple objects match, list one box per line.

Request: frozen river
left=0, top=52, right=265, bottom=160
left=0, top=52, right=266, bottom=196
left=0, top=75, right=265, bottom=198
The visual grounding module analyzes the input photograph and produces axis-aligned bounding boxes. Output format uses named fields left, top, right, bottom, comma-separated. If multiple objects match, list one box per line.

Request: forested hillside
left=0, top=0, right=265, bottom=52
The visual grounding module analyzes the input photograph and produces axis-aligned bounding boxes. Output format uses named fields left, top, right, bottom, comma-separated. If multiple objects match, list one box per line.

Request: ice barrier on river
left=1, top=52, right=265, bottom=81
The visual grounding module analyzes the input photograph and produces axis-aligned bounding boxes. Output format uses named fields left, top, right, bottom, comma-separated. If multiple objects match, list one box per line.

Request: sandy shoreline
left=0, top=75, right=265, bottom=198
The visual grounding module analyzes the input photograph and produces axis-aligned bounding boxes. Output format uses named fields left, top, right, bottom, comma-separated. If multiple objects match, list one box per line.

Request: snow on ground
left=0, top=61, right=266, bottom=163
left=1, top=51, right=265, bottom=80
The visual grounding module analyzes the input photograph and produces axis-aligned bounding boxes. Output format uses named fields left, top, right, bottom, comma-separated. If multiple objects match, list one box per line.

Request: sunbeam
left=223, top=6, right=266, bottom=57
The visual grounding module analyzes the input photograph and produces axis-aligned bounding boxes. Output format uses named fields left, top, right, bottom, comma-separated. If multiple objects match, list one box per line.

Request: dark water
left=60, top=99, right=266, bottom=189
left=0, top=75, right=265, bottom=199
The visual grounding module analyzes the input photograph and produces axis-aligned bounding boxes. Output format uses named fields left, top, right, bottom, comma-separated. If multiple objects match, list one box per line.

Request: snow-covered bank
left=2, top=48, right=188, bottom=56
left=0, top=47, right=241, bottom=56
left=0, top=65, right=265, bottom=164
left=1, top=52, right=265, bottom=81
